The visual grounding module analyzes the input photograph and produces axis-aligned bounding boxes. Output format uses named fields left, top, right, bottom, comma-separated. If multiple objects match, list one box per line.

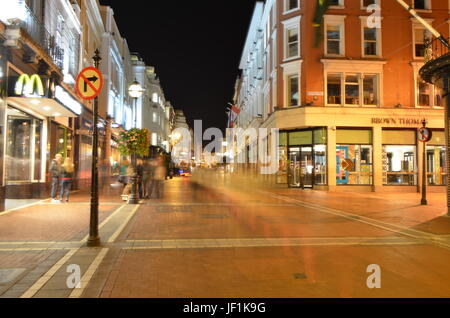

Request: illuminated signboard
left=54, top=85, right=82, bottom=115
left=14, top=74, right=45, bottom=96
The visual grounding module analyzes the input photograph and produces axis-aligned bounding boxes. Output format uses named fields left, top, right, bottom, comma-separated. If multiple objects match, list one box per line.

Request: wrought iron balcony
left=420, top=37, right=450, bottom=85
left=19, top=3, right=64, bottom=70
left=424, top=37, right=450, bottom=63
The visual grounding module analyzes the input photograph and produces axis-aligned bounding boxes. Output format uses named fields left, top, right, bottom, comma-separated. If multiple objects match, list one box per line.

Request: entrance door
left=288, top=148, right=301, bottom=188
left=289, top=147, right=314, bottom=189
left=301, top=147, right=313, bottom=188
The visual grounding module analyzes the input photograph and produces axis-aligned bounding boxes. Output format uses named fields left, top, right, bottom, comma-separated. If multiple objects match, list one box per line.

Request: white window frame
left=272, top=31, right=277, bottom=72
left=412, top=19, right=433, bottom=60
left=360, top=0, right=379, bottom=9
left=413, top=0, right=431, bottom=11
left=411, top=62, right=444, bottom=109
left=282, top=16, right=301, bottom=61
left=281, top=60, right=302, bottom=108
left=324, top=15, right=346, bottom=57
left=322, top=59, right=385, bottom=107
left=283, top=0, right=300, bottom=15
left=360, top=16, right=382, bottom=58
left=329, top=0, right=345, bottom=9
left=272, top=0, right=277, bottom=30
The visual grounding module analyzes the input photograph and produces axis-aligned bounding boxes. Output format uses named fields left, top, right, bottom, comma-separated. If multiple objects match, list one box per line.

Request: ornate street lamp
left=128, top=79, right=145, bottom=204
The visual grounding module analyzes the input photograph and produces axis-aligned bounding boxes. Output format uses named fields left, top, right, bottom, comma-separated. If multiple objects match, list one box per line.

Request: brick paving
left=0, top=176, right=450, bottom=298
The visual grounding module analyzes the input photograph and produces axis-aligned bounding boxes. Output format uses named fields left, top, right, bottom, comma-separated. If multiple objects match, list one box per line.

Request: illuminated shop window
left=336, top=145, right=373, bottom=185
left=427, top=146, right=447, bottom=186
left=5, top=106, right=43, bottom=183
left=383, top=145, right=418, bottom=186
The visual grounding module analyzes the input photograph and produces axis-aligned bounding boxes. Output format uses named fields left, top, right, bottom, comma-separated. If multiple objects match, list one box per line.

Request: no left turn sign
left=76, top=67, right=104, bottom=100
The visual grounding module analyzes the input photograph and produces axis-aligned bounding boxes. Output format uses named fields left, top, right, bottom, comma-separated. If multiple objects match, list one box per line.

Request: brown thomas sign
left=371, top=118, right=423, bottom=125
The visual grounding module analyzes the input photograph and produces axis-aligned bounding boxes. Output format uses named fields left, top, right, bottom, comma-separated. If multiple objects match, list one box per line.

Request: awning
left=7, top=95, right=80, bottom=117
left=7, top=74, right=82, bottom=117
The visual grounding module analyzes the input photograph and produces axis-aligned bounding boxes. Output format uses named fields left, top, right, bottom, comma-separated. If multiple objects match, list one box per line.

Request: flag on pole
left=227, top=105, right=240, bottom=128
left=313, top=0, right=331, bottom=48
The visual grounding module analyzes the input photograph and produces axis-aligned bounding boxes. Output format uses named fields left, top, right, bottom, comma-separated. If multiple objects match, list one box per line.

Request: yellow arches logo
left=14, top=74, right=45, bottom=96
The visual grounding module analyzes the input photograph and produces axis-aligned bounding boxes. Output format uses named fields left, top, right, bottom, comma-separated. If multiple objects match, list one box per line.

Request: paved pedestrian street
left=0, top=177, right=450, bottom=298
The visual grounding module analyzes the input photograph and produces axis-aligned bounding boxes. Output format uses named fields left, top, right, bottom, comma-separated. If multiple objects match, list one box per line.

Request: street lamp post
left=128, top=80, right=144, bottom=205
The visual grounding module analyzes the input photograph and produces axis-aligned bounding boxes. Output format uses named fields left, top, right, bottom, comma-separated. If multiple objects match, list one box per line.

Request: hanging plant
left=117, top=128, right=150, bottom=157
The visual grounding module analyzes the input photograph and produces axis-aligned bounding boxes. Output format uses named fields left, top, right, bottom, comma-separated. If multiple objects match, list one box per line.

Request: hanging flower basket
left=117, top=128, right=150, bottom=157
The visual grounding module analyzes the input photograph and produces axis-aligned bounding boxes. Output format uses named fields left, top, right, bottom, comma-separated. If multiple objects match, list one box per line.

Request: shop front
left=5, top=70, right=81, bottom=199
left=277, top=128, right=327, bottom=189
left=266, top=106, right=445, bottom=192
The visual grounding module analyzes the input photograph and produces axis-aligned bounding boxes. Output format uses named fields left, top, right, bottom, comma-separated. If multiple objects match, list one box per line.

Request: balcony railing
left=19, top=3, right=64, bottom=70
left=424, top=37, right=450, bottom=63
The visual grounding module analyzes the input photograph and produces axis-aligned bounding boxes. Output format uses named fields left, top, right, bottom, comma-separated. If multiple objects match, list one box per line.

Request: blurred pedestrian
left=50, top=153, right=63, bottom=203
left=148, top=156, right=166, bottom=199
left=59, top=157, right=74, bottom=203
left=118, top=160, right=130, bottom=188
left=136, top=159, right=144, bottom=199
left=121, top=164, right=134, bottom=201
left=142, top=159, right=152, bottom=199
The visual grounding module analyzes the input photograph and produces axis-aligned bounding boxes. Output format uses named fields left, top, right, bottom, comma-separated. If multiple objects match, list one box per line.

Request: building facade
left=131, top=53, right=171, bottom=153
left=233, top=0, right=448, bottom=192
left=0, top=0, right=177, bottom=211
left=0, top=0, right=85, bottom=204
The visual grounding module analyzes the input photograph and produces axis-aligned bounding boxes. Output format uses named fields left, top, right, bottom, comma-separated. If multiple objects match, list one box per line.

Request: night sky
left=99, top=0, right=259, bottom=130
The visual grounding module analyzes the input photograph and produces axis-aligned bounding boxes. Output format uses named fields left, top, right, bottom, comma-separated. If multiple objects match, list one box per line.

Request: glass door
left=288, top=148, right=301, bottom=188
left=301, top=147, right=313, bottom=188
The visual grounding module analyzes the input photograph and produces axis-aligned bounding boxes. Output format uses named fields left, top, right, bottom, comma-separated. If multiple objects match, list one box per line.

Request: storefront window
left=427, top=146, right=446, bottom=185
left=277, top=132, right=288, bottom=184
left=34, top=119, right=43, bottom=181
left=5, top=106, right=43, bottom=183
left=383, top=145, right=417, bottom=185
left=314, top=144, right=327, bottom=185
left=336, top=145, right=373, bottom=185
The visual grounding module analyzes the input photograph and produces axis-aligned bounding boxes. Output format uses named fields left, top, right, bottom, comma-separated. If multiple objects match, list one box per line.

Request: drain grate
left=0, top=268, right=26, bottom=284
left=292, top=273, right=308, bottom=280
left=155, top=206, right=193, bottom=213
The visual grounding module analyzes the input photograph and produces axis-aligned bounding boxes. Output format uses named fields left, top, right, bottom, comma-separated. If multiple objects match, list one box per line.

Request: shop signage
left=371, top=118, right=423, bottom=126
left=54, top=85, right=82, bottom=115
left=418, top=127, right=432, bottom=142
left=14, top=74, right=44, bottom=96
left=341, top=158, right=355, bottom=172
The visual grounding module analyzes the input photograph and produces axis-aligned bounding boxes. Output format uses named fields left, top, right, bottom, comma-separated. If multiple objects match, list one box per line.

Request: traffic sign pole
left=419, top=120, right=431, bottom=206
left=87, top=50, right=102, bottom=247
left=421, top=137, right=428, bottom=206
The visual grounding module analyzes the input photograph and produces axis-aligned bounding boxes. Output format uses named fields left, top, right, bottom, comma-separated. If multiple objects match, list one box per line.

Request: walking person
left=118, top=160, right=130, bottom=189
left=142, top=159, right=152, bottom=199
left=50, top=154, right=63, bottom=203
left=59, top=157, right=75, bottom=203
left=136, top=159, right=144, bottom=199
left=149, top=156, right=166, bottom=199
left=121, top=164, right=134, bottom=201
